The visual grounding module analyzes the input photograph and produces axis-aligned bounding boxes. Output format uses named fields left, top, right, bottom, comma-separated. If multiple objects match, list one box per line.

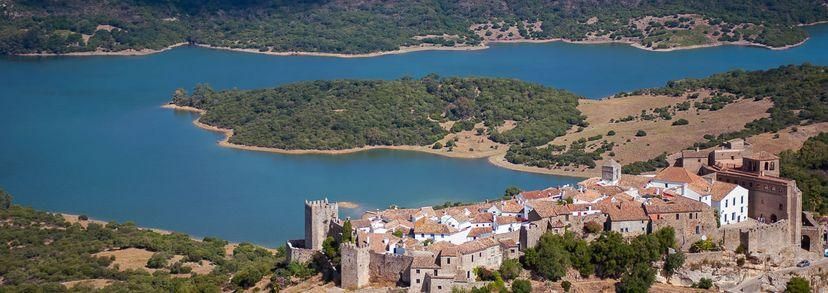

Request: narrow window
left=676, top=214, right=679, bottom=220
left=416, top=279, right=420, bottom=284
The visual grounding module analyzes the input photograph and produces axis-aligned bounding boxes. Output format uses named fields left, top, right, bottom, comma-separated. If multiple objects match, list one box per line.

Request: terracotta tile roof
left=654, top=167, right=711, bottom=194
left=357, top=232, right=400, bottom=254
left=744, top=151, right=778, bottom=161
left=497, top=200, right=524, bottom=213
left=428, top=241, right=459, bottom=257
left=495, top=215, right=522, bottom=225
left=414, top=207, right=436, bottom=219
left=568, top=203, right=600, bottom=213
left=457, top=237, right=500, bottom=255
left=549, top=219, right=566, bottom=228
left=520, top=188, right=560, bottom=200
left=411, top=253, right=440, bottom=269
left=590, top=185, right=625, bottom=196
left=710, top=181, right=739, bottom=202
left=414, top=218, right=456, bottom=235
left=498, top=238, right=518, bottom=248
left=471, top=213, right=494, bottom=223
left=467, top=227, right=493, bottom=238
left=563, top=188, right=604, bottom=202
left=644, top=196, right=708, bottom=214
left=530, top=201, right=568, bottom=218
left=349, top=219, right=372, bottom=229
left=602, top=200, right=648, bottom=222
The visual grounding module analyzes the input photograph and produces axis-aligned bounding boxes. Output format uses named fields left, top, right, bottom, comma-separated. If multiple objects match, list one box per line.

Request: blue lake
left=1, top=25, right=827, bottom=246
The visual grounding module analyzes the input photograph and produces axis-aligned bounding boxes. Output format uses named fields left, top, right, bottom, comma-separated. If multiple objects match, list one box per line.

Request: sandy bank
left=16, top=20, right=824, bottom=58
left=18, top=42, right=189, bottom=57
left=194, top=43, right=488, bottom=58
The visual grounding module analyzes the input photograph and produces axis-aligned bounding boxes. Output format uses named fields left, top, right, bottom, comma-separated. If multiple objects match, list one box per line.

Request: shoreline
left=17, top=42, right=189, bottom=57
left=162, top=103, right=592, bottom=178
left=15, top=21, right=826, bottom=58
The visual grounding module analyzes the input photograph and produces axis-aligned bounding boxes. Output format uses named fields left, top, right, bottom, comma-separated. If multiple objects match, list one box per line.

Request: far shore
left=15, top=21, right=826, bottom=58
left=162, top=103, right=592, bottom=178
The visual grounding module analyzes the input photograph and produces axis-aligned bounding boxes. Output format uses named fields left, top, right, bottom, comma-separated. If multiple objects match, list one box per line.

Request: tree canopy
left=172, top=76, right=582, bottom=150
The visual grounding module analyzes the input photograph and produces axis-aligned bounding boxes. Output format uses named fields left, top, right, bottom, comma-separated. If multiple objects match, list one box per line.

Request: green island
left=171, top=76, right=583, bottom=151
left=2, top=0, right=827, bottom=55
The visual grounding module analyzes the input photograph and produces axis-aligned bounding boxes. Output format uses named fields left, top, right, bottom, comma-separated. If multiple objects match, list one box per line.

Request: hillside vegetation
left=0, top=189, right=318, bottom=292
left=1, top=0, right=826, bottom=55
left=781, top=133, right=828, bottom=214
left=172, top=76, right=583, bottom=150
left=619, top=64, right=828, bottom=174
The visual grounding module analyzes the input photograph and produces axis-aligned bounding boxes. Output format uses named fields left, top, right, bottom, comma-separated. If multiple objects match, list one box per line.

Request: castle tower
left=340, top=242, right=370, bottom=289
left=602, top=159, right=622, bottom=185
left=305, top=198, right=339, bottom=250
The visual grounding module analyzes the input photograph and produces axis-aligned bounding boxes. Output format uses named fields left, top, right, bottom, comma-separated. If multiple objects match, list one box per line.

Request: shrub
left=635, top=130, right=647, bottom=137
left=511, top=279, right=532, bottom=293
left=583, top=221, right=603, bottom=234
left=561, top=280, right=572, bottom=292
left=432, top=142, right=443, bottom=149
left=474, top=267, right=496, bottom=281
left=169, top=261, right=192, bottom=274
left=663, top=252, right=685, bottom=277
left=689, top=239, right=717, bottom=253
left=607, top=130, right=616, bottom=136
left=785, top=277, right=810, bottom=293
left=736, top=257, right=745, bottom=267
left=78, top=214, right=89, bottom=221
left=232, top=267, right=265, bottom=289
left=671, top=118, right=689, bottom=126
left=146, top=252, right=171, bottom=269
left=499, top=259, right=522, bottom=280
left=694, top=278, right=713, bottom=289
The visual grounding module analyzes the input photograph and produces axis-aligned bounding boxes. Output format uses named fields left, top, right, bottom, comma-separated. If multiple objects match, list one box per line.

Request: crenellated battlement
left=305, top=198, right=340, bottom=250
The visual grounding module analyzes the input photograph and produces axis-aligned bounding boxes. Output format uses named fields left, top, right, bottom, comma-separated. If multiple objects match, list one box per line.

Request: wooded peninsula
left=2, top=0, right=827, bottom=55
left=170, top=64, right=827, bottom=181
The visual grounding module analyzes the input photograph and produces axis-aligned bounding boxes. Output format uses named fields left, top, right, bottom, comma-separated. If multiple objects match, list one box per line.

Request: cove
left=1, top=25, right=827, bottom=246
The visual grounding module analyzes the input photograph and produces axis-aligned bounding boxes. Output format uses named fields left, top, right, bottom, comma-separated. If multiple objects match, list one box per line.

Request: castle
left=285, top=143, right=820, bottom=291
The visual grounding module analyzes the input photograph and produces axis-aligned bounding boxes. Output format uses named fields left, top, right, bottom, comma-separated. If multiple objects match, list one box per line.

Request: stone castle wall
left=740, top=220, right=789, bottom=254
left=369, top=252, right=413, bottom=285
left=340, top=242, right=370, bottom=289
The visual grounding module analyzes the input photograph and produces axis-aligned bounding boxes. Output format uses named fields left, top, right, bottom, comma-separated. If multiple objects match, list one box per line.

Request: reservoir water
left=1, top=25, right=827, bottom=246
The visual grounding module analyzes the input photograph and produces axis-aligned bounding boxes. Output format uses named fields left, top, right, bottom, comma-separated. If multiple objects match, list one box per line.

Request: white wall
left=715, top=186, right=749, bottom=225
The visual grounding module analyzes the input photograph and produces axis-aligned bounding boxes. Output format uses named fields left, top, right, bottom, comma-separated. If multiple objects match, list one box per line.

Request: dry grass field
left=551, top=94, right=773, bottom=167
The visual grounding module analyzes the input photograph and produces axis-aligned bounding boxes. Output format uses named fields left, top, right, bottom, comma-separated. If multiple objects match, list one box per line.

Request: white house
left=493, top=215, right=523, bottom=234
left=647, top=167, right=712, bottom=206
left=710, top=181, right=749, bottom=225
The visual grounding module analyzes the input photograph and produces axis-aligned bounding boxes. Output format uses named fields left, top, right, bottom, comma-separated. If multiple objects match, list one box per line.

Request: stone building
left=305, top=198, right=339, bottom=250
left=705, top=153, right=803, bottom=246
left=679, top=149, right=709, bottom=174
left=341, top=242, right=370, bottom=290
left=601, top=198, right=649, bottom=236
left=644, top=196, right=717, bottom=250
left=602, top=159, right=622, bottom=185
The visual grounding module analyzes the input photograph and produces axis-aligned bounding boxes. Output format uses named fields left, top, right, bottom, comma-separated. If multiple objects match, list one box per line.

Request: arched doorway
left=770, top=214, right=778, bottom=223
left=802, top=235, right=811, bottom=251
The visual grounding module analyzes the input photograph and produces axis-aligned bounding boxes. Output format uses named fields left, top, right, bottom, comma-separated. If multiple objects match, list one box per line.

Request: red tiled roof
left=644, top=196, right=708, bottom=214
left=520, top=188, right=560, bottom=200
left=710, top=181, right=739, bottom=202
left=602, top=200, right=648, bottom=221
left=467, top=227, right=493, bottom=238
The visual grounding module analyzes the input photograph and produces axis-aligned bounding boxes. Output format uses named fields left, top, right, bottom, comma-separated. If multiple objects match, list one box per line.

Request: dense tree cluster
left=781, top=133, right=828, bottom=213
left=172, top=76, right=582, bottom=150
left=1, top=0, right=825, bottom=55
left=0, top=190, right=307, bottom=291
left=523, top=228, right=681, bottom=292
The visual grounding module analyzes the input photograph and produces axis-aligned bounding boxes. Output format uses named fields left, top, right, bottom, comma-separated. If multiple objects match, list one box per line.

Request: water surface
left=1, top=25, right=827, bottom=246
